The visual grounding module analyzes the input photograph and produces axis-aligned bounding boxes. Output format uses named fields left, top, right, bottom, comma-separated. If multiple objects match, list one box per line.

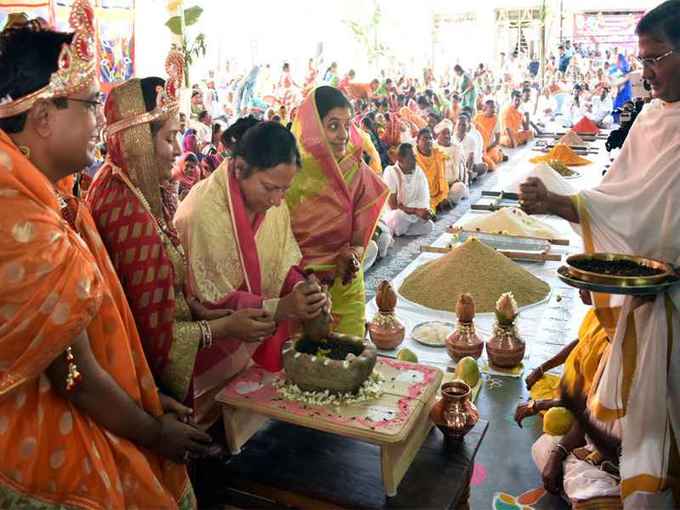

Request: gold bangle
left=199, top=320, right=213, bottom=349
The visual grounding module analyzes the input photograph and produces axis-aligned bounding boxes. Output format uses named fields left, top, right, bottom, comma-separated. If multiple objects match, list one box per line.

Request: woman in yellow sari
left=286, top=86, right=389, bottom=338
left=514, top=307, right=610, bottom=426
left=174, top=121, right=327, bottom=427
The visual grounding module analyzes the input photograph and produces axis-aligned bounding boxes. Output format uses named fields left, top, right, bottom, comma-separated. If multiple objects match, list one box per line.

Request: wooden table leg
left=380, top=402, right=434, bottom=497
left=455, top=464, right=473, bottom=510
left=222, top=406, right=269, bottom=454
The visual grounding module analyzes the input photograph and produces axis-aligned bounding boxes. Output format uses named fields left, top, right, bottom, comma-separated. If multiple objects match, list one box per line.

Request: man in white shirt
left=520, top=86, right=542, bottom=134
left=589, top=86, right=614, bottom=127
left=535, top=87, right=556, bottom=124
left=383, top=143, right=434, bottom=237
left=192, top=110, right=212, bottom=151
left=458, top=112, right=487, bottom=181
left=203, top=79, right=222, bottom=119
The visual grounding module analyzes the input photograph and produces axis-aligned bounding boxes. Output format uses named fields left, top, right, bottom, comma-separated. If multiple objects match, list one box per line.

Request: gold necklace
left=111, top=165, right=186, bottom=264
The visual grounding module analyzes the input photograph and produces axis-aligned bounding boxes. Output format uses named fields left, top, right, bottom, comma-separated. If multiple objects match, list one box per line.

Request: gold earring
left=18, top=145, right=31, bottom=159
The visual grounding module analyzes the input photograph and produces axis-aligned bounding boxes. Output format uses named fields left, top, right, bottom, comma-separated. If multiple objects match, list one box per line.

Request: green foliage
left=185, top=33, right=207, bottom=66
left=165, top=4, right=207, bottom=87
left=343, top=0, right=390, bottom=67
left=183, top=5, right=203, bottom=26
left=165, top=5, right=204, bottom=35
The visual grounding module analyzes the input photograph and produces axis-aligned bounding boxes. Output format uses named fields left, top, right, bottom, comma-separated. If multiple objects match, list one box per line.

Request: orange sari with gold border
left=0, top=130, right=193, bottom=509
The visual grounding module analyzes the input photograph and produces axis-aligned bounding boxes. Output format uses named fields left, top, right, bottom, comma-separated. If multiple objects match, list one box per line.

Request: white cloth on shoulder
left=577, top=99, right=680, bottom=509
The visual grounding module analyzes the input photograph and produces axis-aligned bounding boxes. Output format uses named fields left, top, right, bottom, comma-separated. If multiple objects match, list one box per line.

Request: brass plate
left=557, top=266, right=680, bottom=296
left=566, top=253, right=674, bottom=287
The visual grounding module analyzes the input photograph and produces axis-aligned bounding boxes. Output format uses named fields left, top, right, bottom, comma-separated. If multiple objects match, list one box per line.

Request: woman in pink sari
left=286, top=86, right=389, bottom=337
left=174, top=121, right=327, bottom=427
left=173, top=152, right=200, bottom=201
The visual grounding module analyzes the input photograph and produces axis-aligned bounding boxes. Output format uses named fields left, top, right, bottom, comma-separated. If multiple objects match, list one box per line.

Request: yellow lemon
left=543, top=406, right=575, bottom=436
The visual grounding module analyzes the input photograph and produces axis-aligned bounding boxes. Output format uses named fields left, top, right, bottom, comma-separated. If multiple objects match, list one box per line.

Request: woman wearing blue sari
left=611, top=54, right=632, bottom=123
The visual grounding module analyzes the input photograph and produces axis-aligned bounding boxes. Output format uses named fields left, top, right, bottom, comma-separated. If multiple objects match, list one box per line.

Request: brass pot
left=429, top=381, right=480, bottom=440
left=485, top=323, right=525, bottom=368
left=446, top=321, right=483, bottom=361
left=282, top=333, right=377, bottom=393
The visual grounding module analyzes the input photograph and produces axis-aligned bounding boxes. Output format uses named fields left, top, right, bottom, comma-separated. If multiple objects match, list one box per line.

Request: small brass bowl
left=566, top=253, right=674, bottom=287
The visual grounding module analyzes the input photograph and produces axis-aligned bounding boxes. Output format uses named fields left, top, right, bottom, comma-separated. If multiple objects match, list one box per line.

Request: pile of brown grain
left=399, top=238, right=550, bottom=313
left=558, top=130, right=587, bottom=147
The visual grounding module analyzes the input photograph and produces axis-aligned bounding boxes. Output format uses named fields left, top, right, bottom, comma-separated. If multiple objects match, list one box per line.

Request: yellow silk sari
left=174, top=161, right=303, bottom=427
left=530, top=309, right=610, bottom=402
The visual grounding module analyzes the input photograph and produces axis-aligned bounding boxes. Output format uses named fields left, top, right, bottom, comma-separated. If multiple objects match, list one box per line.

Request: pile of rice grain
left=506, top=162, right=577, bottom=196
left=457, top=207, right=560, bottom=240
left=399, top=238, right=550, bottom=313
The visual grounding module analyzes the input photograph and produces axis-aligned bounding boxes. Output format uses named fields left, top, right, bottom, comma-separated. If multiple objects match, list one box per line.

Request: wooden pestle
left=301, top=270, right=332, bottom=342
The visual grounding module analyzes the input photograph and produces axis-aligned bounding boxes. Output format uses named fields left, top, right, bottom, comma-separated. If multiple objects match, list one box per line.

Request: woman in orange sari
left=0, top=7, right=208, bottom=507
left=285, top=86, right=389, bottom=337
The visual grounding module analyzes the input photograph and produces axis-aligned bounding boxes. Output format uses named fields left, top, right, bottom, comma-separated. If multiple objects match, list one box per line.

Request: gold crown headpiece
left=0, top=0, right=97, bottom=119
left=104, top=49, right=184, bottom=138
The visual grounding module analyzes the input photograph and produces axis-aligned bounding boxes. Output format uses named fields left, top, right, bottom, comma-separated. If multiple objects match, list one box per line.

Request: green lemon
left=455, top=356, right=480, bottom=387
left=397, top=348, right=418, bottom=363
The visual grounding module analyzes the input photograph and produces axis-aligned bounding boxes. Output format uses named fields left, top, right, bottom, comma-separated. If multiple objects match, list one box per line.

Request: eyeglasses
left=634, top=49, right=675, bottom=68
left=66, top=93, right=105, bottom=111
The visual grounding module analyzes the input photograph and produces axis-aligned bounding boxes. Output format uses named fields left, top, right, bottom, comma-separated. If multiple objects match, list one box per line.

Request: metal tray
left=451, top=230, right=550, bottom=254
left=411, top=321, right=455, bottom=347
left=557, top=266, right=680, bottom=296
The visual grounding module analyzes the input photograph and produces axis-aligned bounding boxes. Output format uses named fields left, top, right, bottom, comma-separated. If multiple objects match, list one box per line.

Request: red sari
left=87, top=79, right=200, bottom=404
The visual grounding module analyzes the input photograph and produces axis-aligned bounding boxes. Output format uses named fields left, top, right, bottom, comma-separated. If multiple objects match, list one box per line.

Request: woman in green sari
left=286, top=86, right=388, bottom=337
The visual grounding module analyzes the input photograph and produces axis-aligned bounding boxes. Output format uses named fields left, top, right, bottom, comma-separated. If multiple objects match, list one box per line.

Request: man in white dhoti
left=382, top=143, right=434, bottom=237
left=531, top=347, right=623, bottom=509
left=520, top=2, right=680, bottom=506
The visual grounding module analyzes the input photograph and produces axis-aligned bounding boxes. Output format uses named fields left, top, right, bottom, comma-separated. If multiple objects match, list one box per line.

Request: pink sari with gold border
left=285, top=87, right=388, bottom=337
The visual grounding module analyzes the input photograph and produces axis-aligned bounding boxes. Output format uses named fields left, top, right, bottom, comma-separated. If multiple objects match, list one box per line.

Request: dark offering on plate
left=556, top=266, right=680, bottom=296
left=569, top=258, right=664, bottom=277
left=566, top=253, right=674, bottom=287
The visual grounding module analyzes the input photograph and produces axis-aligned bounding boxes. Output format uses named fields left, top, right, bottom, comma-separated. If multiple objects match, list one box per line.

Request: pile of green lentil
left=399, top=238, right=550, bottom=313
